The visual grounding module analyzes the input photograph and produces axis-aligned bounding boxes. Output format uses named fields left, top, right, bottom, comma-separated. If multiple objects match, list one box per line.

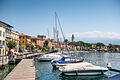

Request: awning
left=0, top=46, right=3, bottom=48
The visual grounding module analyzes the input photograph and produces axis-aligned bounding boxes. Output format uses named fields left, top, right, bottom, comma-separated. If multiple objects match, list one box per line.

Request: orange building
left=31, top=35, right=46, bottom=49
left=19, top=33, right=31, bottom=50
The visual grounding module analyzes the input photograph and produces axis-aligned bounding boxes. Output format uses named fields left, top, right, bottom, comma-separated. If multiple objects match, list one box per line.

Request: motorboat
left=38, top=53, right=61, bottom=62
left=59, top=62, right=108, bottom=76
left=51, top=56, right=84, bottom=68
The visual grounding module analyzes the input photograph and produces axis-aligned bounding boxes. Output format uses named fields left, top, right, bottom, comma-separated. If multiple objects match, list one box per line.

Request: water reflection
left=0, top=64, right=16, bottom=80
left=61, top=75, right=108, bottom=80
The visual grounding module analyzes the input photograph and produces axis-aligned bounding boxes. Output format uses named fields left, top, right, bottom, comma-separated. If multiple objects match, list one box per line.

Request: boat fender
left=75, top=70, right=78, bottom=76
left=101, top=70, right=104, bottom=75
left=107, top=63, right=112, bottom=69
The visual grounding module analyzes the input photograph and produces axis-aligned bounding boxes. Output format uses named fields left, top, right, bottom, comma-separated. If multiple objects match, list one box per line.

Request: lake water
left=0, top=64, right=16, bottom=80
left=35, top=52, right=120, bottom=80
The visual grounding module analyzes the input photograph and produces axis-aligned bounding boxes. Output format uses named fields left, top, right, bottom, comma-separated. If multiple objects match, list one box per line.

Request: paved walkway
left=4, top=59, right=36, bottom=80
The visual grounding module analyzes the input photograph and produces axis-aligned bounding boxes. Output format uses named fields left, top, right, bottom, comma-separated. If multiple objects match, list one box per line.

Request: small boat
left=38, top=54, right=61, bottom=62
left=51, top=56, right=84, bottom=68
left=59, top=62, right=108, bottom=76
left=45, top=50, right=58, bottom=54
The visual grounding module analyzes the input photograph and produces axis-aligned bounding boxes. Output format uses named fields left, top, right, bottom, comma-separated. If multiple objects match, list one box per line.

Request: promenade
left=0, top=52, right=42, bottom=67
left=4, top=59, right=36, bottom=80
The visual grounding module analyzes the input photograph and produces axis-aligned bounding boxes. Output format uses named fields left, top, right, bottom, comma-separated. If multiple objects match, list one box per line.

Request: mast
left=55, top=12, right=59, bottom=51
left=47, top=29, right=50, bottom=48
left=55, top=12, right=69, bottom=53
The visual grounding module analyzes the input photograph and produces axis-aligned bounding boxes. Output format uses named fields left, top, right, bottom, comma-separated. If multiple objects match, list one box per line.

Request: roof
left=0, top=21, right=14, bottom=28
left=19, top=33, right=30, bottom=37
left=37, top=35, right=46, bottom=37
left=31, top=37, right=44, bottom=40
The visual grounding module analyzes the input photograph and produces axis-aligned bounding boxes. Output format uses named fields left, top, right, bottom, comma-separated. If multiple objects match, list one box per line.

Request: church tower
left=72, top=34, right=74, bottom=42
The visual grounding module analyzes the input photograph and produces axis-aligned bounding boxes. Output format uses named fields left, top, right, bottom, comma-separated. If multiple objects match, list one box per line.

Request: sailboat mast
left=55, top=12, right=69, bottom=53
left=55, top=12, right=59, bottom=51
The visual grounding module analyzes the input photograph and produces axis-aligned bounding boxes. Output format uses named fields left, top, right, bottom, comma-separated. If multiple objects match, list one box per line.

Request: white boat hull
left=62, top=70, right=108, bottom=76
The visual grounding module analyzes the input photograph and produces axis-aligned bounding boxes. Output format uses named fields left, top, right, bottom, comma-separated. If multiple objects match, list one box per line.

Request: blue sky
left=0, top=0, right=120, bottom=43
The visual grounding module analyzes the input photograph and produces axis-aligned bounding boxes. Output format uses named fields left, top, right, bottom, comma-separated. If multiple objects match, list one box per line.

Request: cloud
left=65, top=31, right=120, bottom=39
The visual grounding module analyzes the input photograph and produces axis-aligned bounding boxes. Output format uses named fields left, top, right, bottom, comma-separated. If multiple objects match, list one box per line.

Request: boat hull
left=61, top=70, right=108, bottom=76
left=52, top=62, right=83, bottom=69
left=38, top=58, right=52, bottom=62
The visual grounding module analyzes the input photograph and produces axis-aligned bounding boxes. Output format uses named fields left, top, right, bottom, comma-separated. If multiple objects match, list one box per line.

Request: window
left=3, top=32, right=5, bottom=37
left=0, top=40, right=1, bottom=45
left=0, top=49, right=1, bottom=55
left=23, top=37, right=24, bottom=39
left=23, top=40, right=24, bottom=43
left=0, top=24, right=2, bottom=27
left=3, top=41, right=5, bottom=45
left=0, top=31, right=2, bottom=36
left=19, top=36, right=21, bottom=39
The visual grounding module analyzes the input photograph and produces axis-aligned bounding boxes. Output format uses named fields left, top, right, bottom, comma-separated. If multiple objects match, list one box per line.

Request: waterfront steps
left=4, top=59, right=36, bottom=80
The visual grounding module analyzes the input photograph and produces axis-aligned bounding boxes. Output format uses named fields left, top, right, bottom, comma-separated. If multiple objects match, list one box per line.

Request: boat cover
left=52, top=56, right=84, bottom=63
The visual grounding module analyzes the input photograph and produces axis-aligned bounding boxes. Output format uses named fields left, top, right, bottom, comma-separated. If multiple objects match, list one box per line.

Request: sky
left=0, top=0, right=120, bottom=44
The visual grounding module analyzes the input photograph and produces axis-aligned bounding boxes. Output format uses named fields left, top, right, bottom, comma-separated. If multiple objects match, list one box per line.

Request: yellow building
left=19, top=33, right=31, bottom=50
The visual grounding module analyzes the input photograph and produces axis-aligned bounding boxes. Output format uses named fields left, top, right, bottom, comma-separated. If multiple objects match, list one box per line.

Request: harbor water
left=0, top=64, right=16, bottom=80
left=35, top=51, right=120, bottom=80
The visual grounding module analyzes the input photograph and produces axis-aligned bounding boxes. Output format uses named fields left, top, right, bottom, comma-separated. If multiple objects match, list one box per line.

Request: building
left=31, top=35, right=46, bottom=49
left=0, top=21, right=20, bottom=53
left=113, top=45, right=120, bottom=52
left=19, top=33, right=31, bottom=50
left=0, top=21, right=20, bottom=55
left=6, top=29, right=19, bottom=52
left=0, top=23, right=6, bottom=57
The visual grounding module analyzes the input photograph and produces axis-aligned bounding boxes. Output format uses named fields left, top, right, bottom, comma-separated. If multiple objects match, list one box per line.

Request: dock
left=4, top=59, right=36, bottom=80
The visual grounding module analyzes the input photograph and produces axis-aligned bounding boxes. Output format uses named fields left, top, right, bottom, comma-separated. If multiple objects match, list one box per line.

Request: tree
left=96, top=42, right=105, bottom=51
left=64, top=39, right=68, bottom=43
left=108, top=44, right=116, bottom=52
left=84, top=43, right=92, bottom=50
left=42, top=47, right=46, bottom=51
left=30, top=45, right=34, bottom=51
left=96, top=42, right=105, bottom=47
left=7, top=40, right=17, bottom=50
left=38, top=46, right=42, bottom=50
left=7, top=40, right=17, bottom=61
left=77, top=41, right=84, bottom=50
left=44, top=40, right=49, bottom=48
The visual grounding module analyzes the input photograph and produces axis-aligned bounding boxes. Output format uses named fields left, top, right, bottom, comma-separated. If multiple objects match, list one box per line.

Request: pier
left=4, top=59, right=36, bottom=80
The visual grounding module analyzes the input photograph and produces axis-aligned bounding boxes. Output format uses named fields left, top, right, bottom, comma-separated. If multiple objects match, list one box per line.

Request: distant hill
left=67, top=37, right=120, bottom=45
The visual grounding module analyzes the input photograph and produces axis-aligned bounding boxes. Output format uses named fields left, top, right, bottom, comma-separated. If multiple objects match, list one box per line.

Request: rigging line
left=55, top=12, right=69, bottom=53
